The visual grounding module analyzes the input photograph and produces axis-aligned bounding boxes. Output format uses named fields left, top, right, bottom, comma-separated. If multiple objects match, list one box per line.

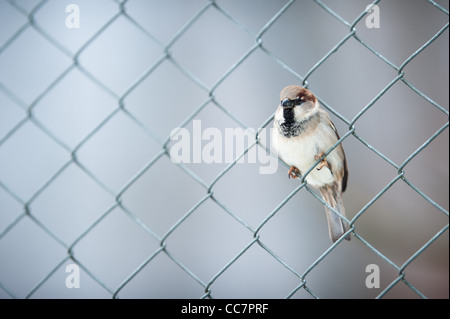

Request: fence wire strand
left=0, top=0, right=448, bottom=299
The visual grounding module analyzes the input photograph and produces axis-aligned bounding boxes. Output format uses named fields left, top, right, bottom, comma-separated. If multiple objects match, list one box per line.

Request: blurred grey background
left=0, top=0, right=448, bottom=299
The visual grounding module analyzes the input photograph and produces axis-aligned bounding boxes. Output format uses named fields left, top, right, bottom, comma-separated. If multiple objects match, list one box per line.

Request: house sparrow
left=272, top=85, right=350, bottom=242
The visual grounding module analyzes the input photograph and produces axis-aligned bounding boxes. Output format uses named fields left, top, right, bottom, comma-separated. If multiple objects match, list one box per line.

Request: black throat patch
left=283, top=107, right=295, bottom=125
left=278, top=109, right=318, bottom=138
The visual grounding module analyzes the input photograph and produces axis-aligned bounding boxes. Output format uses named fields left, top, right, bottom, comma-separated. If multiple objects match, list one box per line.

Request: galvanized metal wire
left=0, top=0, right=448, bottom=299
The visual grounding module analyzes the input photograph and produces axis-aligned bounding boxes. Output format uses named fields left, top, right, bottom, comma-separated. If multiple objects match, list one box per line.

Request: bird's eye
left=294, top=98, right=304, bottom=105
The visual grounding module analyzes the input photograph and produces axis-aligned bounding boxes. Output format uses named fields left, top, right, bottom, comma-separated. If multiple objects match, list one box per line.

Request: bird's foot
left=314, top=153, right=330, bottom=171
left=288, top=166, right=301, bottom=179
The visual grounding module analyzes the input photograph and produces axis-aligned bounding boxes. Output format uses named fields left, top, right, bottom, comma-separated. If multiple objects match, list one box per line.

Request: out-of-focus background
left=0, top=0, right=448, bottom=299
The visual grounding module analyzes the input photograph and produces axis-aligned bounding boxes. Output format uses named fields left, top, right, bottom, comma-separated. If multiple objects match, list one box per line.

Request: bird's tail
left=319, top=183, right=351, bottom=242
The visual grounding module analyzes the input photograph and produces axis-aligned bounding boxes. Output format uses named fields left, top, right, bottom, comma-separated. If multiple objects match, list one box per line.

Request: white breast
left=272, top=126, right=338, bottom=188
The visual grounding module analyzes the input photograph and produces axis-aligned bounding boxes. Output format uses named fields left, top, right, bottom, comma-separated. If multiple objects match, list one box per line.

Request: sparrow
left=272, top=85, right=350, bottom=242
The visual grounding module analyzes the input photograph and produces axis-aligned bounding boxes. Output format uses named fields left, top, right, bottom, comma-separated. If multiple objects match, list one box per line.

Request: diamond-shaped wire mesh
left=0, top=0, right=448, bottom=299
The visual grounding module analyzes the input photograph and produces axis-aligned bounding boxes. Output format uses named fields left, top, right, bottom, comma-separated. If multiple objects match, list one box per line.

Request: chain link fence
left=0, top=0, right=448, bottom=298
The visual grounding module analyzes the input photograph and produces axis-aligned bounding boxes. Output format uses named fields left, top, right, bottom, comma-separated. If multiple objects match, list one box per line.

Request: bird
left=272, top=85, right=350, bottom=242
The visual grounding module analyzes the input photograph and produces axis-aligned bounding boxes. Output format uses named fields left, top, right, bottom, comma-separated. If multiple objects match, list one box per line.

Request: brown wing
left=329, top=120, right=348, bottom=193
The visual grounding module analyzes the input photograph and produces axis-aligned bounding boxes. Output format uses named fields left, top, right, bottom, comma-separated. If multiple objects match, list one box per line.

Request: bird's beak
left=281, top=98, right=294, bottom=108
